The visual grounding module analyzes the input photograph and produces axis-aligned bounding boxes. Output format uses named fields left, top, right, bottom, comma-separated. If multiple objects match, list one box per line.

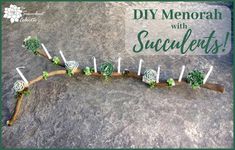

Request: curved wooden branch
left=29, top=69, right=80, bottom=85
left=30, top=48, right=225, bottom=93
left=7, top=47, right=225, bottom=126
left=7, top=93, right=24, bottom=126
left=7, top=68, right=224, bottom=126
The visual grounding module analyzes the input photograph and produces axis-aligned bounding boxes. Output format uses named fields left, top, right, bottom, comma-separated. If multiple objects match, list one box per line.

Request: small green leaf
left=149, top=80, right=156, bottom=89
left=167, top=78, right=175, bottom=87
left=52, top=56, right=61, bottom=65
left=83, top=67, right=93, bottom=76
left=67, top=69, right=73, bottom=77
left=23, top=90, right=31, bottom=96
left=104, top=75, right=109, bottom=81
left=14, top=92, right=21, bottom=98
left=42, top=71, right=49, bottom=80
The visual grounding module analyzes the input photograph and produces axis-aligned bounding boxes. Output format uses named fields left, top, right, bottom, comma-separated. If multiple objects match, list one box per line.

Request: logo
left=3, top=4, right=22, bottom=23
left=3, top=4, right=45, bottom=24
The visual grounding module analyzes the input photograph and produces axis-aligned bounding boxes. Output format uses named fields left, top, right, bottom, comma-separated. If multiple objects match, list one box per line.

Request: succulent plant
left=65, top=61, right=79, bottom=77
left=52, top=56, right=61, bottom=65
left=42, top=71, right=49, bottom=80
left=13, top=80, right=26, bottom=92
left=83, top=67, right=94, bottom=76
left=23, top=36, right=40, bottom=54
left=167, top=78, right=175, bottom=87
left=149, top=80, right=156, bottom=88
left=142, top=69, right=157, bottom=84
left=100, top=62, right=114, bottom=79
left=186, top=70, right=204, bottom=89
left=67, top=69, right=73, bottom=77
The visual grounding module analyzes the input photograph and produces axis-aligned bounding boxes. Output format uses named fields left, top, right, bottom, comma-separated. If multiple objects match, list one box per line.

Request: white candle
left=59, top=50, right=67, bottom=63
left=203, top=66, right=213, bottom=84
left=117, top=57, right=121, bottom=74
left=178, top=65, right=185, bottom=82
left=137, top=59, right=143, bottom=76
left=41, top=43, right=52, bottom=59
left=93, top=56, right=97, bottom=73
left=16, top=67, right=29, bottom=84
left=156, top=65, right=161, bottom=83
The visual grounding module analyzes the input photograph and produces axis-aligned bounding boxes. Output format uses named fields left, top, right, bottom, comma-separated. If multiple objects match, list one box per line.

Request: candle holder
left=6, top=36, right=225, bottom=126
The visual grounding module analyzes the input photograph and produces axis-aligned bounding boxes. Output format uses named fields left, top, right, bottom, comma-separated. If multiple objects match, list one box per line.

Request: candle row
left=16, top=44, right=213, bottom=85
left=136, top=59, right=213, bottom=84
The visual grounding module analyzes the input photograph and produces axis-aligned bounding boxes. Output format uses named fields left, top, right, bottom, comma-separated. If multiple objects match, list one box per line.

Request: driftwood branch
left=7, top=48, right=225, bottom=126
left=7, top=93, right=24, bottom=126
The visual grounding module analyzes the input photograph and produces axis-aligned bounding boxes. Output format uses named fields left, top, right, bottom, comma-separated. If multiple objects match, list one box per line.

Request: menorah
left=7, top=36, right=224, bottom=126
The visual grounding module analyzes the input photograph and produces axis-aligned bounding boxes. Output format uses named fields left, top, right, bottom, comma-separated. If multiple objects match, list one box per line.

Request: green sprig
left=52, top=56, right=61, bottom=65
left=149, top=80, right=156, bottom=89
left=67, top=69, right=74, bottom=77
left=42, top=71, right=49, bottom=80
left=167, top=78, right=175, bottom=87
left=83, top=67, right=94, bottom=76
left=23, top=90, right=31, bottom=96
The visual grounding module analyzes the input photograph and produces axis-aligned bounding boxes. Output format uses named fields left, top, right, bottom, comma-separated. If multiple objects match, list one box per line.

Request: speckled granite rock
left=1, top=2, right=233, bottom=148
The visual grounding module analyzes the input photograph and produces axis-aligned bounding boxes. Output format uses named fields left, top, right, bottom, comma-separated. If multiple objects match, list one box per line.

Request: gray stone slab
left=1, top=2, right=233, bottom=148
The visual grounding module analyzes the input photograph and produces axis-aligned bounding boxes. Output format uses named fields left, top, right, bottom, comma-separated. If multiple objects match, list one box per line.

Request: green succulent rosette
left=23, top=36, right=41, bottom=54
left=186, top=70, right=204, bottom=89
left=13, top=80, right=26, bottom=92
left=100, top=62, right=114, bottom=78
left=167, top=78, right=175, bottom=87
left=142, top=69, right=157, bottom=84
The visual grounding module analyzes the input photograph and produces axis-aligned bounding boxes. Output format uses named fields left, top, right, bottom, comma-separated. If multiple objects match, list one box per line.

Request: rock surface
left=2, top=2, right=233, bottom=148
